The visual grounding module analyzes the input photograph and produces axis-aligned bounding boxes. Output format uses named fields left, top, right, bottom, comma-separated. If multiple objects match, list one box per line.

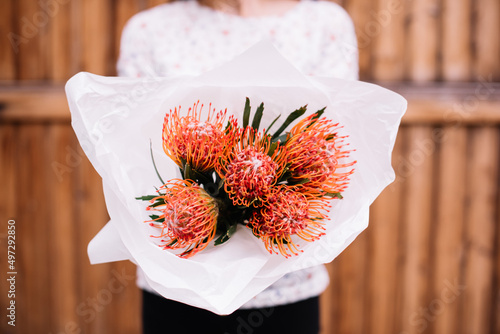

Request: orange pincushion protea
left=285, top=114, right=355, bottom=194
left=249, top=186, right=329, bottom=258
left=138, top=99, right=356, bottom=258
left=162, top=101, right=238, bottom=172
left=216, top=128, right=287, bottom=207
left=148, top=179, right=219, bottom=258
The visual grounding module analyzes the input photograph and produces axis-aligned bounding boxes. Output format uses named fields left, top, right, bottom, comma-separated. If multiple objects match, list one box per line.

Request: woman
left=117, top=0, right=358, bottom=332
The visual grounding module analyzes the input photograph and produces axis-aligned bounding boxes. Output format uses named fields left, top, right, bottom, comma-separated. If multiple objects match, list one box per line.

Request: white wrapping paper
left=66, top=41, right=407, bottom=315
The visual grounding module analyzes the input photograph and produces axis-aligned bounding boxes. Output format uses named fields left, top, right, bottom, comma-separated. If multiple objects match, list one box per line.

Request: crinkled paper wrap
left=65, top=41, right=407, bottom=315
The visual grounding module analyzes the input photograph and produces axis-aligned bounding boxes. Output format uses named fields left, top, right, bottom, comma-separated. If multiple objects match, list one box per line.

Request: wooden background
left=1, top=0, right=499, bottom=333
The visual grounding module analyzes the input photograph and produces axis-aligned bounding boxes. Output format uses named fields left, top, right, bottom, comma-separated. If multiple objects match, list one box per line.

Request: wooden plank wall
left=1, top=86, right=499, bottom=334
left=0, top=1, right=499, bottom=334
left=0, top=0, right=499, bottom=81
left=320, top=84, right=500, bottom=334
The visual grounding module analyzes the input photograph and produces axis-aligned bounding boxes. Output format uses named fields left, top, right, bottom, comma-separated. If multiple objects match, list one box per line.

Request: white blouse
left=117, top=0, right=358, bottom=309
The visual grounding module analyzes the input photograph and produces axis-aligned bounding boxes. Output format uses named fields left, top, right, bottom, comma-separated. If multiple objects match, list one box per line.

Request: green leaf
left=325, top=134, right=336, bottom=141
left=214, top=223, right=238, bottom=246
left=135, top=195, right=157, bottom=201
left=251, top=102, right=265, bottom=131
left=289, top=177, right=310, bottom=185
left=272, top=106, right=307, bottom=139
left=217, top=177, right=225, bottom=191
left=272, top=133, right=289, bottom=144
left=311, top=107, right=326, bottom=121
left=166, top=239, right=178, bottom=247
left=306, top=107, right=326, bottom=129
left=150, top=200, right=166, bottom=208
left=214, top=234, right=228, bottom=246
left=224, top=120, right=232, bottom=132
left=184, top=163, right=193, bottom=180
left=148, top=214, right=165, bottom=223
left=192, top=169, right=214, bottom=185
left=150, top=140, right=165, bottom=185
left=264, top=114, right=281, bottom=136
left=267, top=141, right=279, bottom=157
left=325, top=192, right=343, bottom=199
left=243, top=97, right=251, bottom=128
left=228, top=223, right=237, bottom=236
left=276, top=165, right=291, bottom=183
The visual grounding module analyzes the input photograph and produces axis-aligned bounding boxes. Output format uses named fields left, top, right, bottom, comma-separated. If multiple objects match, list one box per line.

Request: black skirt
left=142, top=290, right=320, bottom=334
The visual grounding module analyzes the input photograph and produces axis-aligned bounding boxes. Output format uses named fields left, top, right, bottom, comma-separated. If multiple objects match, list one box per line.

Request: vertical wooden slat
left=333, top=232, right=369, bottom=334
left=13, top=125, right=50, bottom=333
left=47, top=0, right=74, bottom=81
left=37, top=0, right=51, bottom=81
left=367, top=129, right=404, bottom=334
left=441, top=0, right=472, bottom=80
left=12, top=125, right=28, bottom=334
left=345, top=0, right=375, bottom=80
left=323, top=250, right=343, bottom=334
left=47, top=125, right=80, bottom=333
left=495, top=144, right=500, bottom=334
left=398, top=126, right=435, bottom=334
left=69, top=0, right=83, bottom=75
left=407, top=0, right=440, bottom=82
left=393, top=129, right=408, bottom=334
left=320, top=264, right=335, bottom=334
left=462, top=127, right=499, bottom=334
left=81, top=0, right=113, bottom=75
left=431, top=126, right=467, bottom=334
left=75, top=154, right=112, bottom=333
left=473, top=0, right=500, bottom=81
left=0, top=0, right=16, bottom=80
left=0, top=125, right=17, bottom=334
left=74, top=144, right=141, bottom=334
left=109, top=262, right=141, bottom=334
left=372, top=0, right=406, bottom=81
left=0, top=125, right=16, bottom=234
left=16, top=0, right=46, bottom=79
left=31, top=125, right=52, bottom=332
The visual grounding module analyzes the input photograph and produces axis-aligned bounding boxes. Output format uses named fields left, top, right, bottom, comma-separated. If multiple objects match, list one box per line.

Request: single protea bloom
left=216, top=128, right=287, bottom=207
left=162, top=101, right=239, bottom=173
left=249, top=186, right=329, bottom=257
left=285, top=114, right=355, bottom=194
left=147, top=179, right=218, bottom=258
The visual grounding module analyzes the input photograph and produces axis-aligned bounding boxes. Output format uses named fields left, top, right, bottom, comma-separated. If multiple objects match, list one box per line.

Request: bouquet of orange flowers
left=66, top=42, right=406, bottom=314
left=137, top=99, right=355, bottom=258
